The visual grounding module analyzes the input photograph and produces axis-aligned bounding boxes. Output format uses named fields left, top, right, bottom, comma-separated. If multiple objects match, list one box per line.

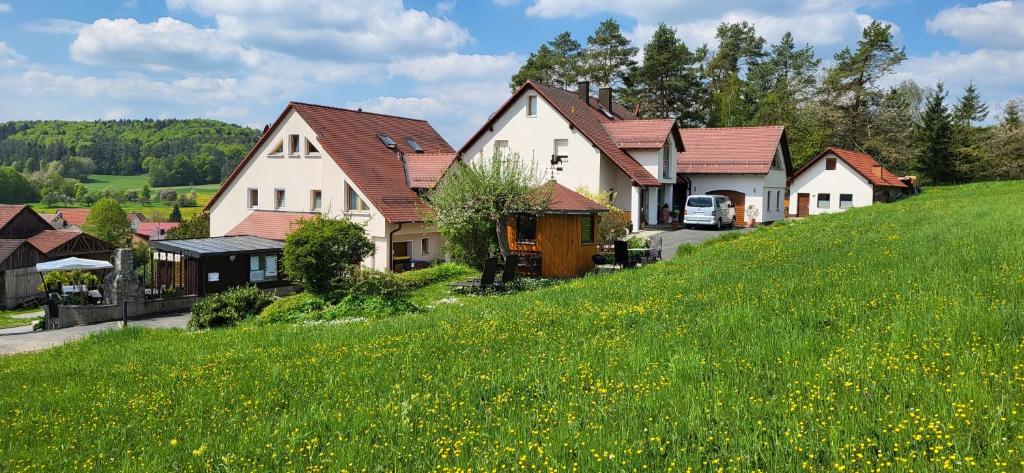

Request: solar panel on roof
left=406, top=138, right=423, bottom=153
left=377, top=133, right=397, bottom=149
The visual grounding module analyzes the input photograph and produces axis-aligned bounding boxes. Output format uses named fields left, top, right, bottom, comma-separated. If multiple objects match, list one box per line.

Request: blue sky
left=1, top=1, right=1022, bottom=145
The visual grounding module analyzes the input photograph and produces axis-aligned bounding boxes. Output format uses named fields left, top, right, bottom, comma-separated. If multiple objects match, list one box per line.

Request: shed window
left=817, top=193, right=831, bottom=209
left=249, top=254, right=278, bottom=282
left=527, top=96, right=538, bottom=116
left=247, top=188, right=258, bottom=208
left=839, top=194, right=853, bottom=209
left=274, top=189, right=285, bottom=210
left=346, top=184, right=368, bottom=211
left=581, top=215, right=595, bottom=244
left=421, top=237, right=430, bottom=255
left=515, top=215, right=537, bottom=243
left=826, top=157, right=837, bottom=170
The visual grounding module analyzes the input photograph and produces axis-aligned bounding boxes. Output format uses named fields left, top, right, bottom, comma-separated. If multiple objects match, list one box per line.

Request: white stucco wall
left=788, top=152, right=873, bottom=215
left=209, top=109, right=445, bottom=272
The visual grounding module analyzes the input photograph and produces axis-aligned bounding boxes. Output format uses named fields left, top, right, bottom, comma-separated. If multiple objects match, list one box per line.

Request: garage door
left=708, top=190, right=745, bottom=226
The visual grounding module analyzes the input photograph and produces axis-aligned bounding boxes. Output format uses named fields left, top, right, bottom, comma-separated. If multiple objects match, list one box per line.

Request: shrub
left=283, top=215, right=374, bottom=295
left=188, top=285, right=275, bottom=329
left=319, top=294, right=414, bottom=321
left=394, top=263, right=476, bottom=289
left=576, top=187, right=630, bottom=242
left=626, top=235, right=650, bottom=249
left=256, top=292, right=329, bottom=324
left=346, top=269, right=408, bottom=299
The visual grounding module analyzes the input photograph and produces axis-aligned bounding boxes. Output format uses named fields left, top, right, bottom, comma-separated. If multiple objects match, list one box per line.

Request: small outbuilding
left=149, top=236, right=288, bottom=296
left=787, top=148, right=909, bottom=217
left=506, top=183, right=607, bottom=278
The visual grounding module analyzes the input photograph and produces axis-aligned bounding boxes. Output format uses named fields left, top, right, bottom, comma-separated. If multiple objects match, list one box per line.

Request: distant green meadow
left=28, top=174, right=219, bottom=219
left=1, top=181, right=1022, bottom=471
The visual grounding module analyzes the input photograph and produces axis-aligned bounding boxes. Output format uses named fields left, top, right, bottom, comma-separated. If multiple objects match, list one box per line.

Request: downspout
left=387, top=222, right=404, bottom=272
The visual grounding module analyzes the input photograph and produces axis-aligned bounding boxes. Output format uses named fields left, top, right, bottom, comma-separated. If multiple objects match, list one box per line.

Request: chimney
left=872, top=164, right=883, bottom=179
left=599, top=87, right=612, bottom=112
left=577, top=81, right=590, bottom=104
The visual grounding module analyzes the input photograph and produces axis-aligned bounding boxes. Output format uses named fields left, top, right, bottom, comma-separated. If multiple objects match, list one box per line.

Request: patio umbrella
left=35, top=257, right=114, bottom=274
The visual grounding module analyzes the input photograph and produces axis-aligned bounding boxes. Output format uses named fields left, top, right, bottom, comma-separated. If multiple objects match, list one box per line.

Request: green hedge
left=394, top=263, right=475, bottom=289
left=188, top=285, right=276, bottom=329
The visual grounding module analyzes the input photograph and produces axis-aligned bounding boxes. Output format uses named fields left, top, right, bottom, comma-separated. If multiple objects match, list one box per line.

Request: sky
left=0, top=0, right=1022, bottom=146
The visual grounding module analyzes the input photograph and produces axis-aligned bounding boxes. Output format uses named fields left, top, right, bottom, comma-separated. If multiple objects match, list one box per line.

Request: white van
left=683, top=194, right=736, bottom=229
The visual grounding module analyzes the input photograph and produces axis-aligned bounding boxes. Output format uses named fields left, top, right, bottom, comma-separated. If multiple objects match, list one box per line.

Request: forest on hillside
left=0, top=119, right=260, bottom=186
left=512, top=19, right=1024, bottom=183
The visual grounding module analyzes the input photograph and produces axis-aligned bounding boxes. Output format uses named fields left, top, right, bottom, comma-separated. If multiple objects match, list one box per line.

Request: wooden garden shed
left=507, top=183, right=607, bottom=278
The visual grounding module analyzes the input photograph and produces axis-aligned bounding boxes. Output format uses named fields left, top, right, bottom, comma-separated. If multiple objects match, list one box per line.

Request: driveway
left=642, top=226, right=754, bottom=259
left=0, top=313, right=190, bottom=356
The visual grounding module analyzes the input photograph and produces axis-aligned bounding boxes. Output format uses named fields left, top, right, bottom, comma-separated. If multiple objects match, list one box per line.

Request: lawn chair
left=449, top=257, right=499, bottom=293
left=613, top=240, right=630, bottom=268
left=494, top=254, right=519, bottom=290
left=591, top=253, right=616, bottom=273
left=642, top=237, right=663, bottom=264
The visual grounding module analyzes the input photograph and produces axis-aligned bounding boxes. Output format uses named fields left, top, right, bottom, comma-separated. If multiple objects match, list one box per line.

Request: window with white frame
left=310, top=190, right=322, bottom=211
left=247, top=188, right=259, bottom=208
left=346, top=183, right=368, bottom=212
left=553, top=139, right=568, bottom=166
left=527, top=96, right=538, bottom=116
left=288, top=134, right=301, bottom=156
left=305, top=137, right=320, bottom=156
left=274, top=189, right=285, bottom=210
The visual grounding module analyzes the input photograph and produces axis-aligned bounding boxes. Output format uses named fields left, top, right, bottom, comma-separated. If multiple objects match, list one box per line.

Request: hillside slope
left=1, top=181, right=1022, bottom=471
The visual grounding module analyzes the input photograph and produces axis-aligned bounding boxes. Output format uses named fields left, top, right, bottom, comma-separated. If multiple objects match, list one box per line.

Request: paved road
left=0, top=313, right=190, bottom=355
left=643, top=226, right=754, bottom=260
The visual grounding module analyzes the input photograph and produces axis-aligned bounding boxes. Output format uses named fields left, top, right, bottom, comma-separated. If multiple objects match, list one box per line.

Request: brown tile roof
left=545, top=182, right=607, bottom=214
left=0, top=239, right=27, bottom=263
left=603, top=119, right=678, bottom=149
left=27, top=230, right=81, bottom=254
left=677, top=126, right=790, bottom=174
left=0, top=205, right=28, bottom=231
left=226, top=211, right=318, bottom=241
left=207, top=102, right=455, bottom=223
left=56, top=208, right=91, bottom=226
left=459, top=81, right=664, bottom=186
left=406, top=152, right=457, bottom=189
left=135, top=222, right=180, bottom=237
left=796, top=148, right=908, bottom=188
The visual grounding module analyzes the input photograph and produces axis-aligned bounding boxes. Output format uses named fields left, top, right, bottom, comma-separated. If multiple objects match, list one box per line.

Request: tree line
left=0, top=118, right=259, bottom=186
left=512, top=19, right=1024, bottom=184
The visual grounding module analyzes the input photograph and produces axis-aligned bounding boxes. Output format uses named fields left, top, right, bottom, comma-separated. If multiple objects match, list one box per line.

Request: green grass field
left=1, top=181, right=1022, bottom=471
left=28, top=174, right=220, bottom=219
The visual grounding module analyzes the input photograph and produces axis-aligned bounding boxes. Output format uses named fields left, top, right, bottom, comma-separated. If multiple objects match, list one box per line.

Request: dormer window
left=377, top=133, right=397, bottom=150
left=269, top=140, right=284, bottom=156
left=288, top=134, right=301, bottom=156
left=305, top=137, right=320, bottom=155
left=406, top=138, right=423, bottom=153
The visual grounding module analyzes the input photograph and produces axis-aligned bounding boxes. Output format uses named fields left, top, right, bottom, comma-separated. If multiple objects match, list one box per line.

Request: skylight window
left=377, top=133, right=397, bottom=149
left=406, top=138, right=424, bottom=153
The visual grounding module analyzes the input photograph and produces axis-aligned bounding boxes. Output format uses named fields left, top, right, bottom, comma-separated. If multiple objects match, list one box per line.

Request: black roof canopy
left=150, top=236, right=284, bottom=259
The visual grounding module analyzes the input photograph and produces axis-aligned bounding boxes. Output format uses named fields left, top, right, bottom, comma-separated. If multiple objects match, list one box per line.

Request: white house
left=787, top=147, right=908, bottom=217
left=206, top=101, right=457, bottom=272
left=676, top=126, right=792, bottom=226
left=459, top=81, right=683, bottom=231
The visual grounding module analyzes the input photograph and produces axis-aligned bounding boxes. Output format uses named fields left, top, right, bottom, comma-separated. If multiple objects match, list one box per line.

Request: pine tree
left=141, top=184, right=151, bottom=206
left=953, top=80, right=988, bottom=125
left=916, top=83, right=956, bottom=184
left=864, top=80, right=925, bottom=175
left=509, top=45, right=557, bottom=91
left=547, top=32, right=583, bottom=89
left=169, top=204, right=182, bottom=223
left=584, top=18, right=638, bottom=90
left=626, top=23, right=707, bottom=125
left=706, top=22, right=765, bottom=126
left=1001, top=99, right=1022, bottom=129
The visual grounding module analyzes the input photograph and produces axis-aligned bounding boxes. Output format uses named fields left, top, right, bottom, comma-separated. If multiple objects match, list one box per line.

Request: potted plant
left=669, top=210, right=680, bottom=229
left=746, top=204, right=760, bottom=227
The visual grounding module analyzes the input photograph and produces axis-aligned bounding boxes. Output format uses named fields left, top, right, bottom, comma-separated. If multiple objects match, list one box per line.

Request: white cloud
left=0, top=42, right=24, bottom=66
left=70, top=17, right=261, bottom=72
left=0, top=3, right=10, bottom=13
left=927, top=1, right=1024, bottom=49
left=166, top=0, right=471, bottom=59
left=387, top=52, right=520, bottom=81
left=24, top=19, right=87, bottom=34
left=891, top=49, right=1024, bottom=120
left=436, top=0, right=456, bottom=15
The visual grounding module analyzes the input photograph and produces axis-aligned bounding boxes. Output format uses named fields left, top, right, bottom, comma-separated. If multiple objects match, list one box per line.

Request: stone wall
left=47, top=296, right=199, bottom=329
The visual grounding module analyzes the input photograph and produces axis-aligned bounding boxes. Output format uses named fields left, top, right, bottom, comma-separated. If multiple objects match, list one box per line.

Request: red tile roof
left=226, top=211, right=318, bottom=241
left=795, top=148, right=908, bottom=188
left=207, top=102, right=455, bottom=223
left=406, top=152, right=457, bottom=189
left=0, top=239, right=28, bottom=263
left=459, top=81, right=665, bottom=186
left=0, top=205, right=29, bottom=231
left=56, top=208, right=90, bottom=226
left=545, top=182, right=607, bottom=214
left=677, top=126, right=790, bottom=174
left=603, top=119, right=679, bottom=149
left=135, top=222, right=180, bottom=236
left=27, top=230, right=81, bottom=254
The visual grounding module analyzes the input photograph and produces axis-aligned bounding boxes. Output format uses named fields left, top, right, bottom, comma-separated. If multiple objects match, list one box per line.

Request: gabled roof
left=459, top=81, right=666, bottom=186
left=207, top=102, right=456, bottom=223
left=28, top=230, right=83, bottom=254
left=0, top=205, right=27, bottom=230
left=603, top=119, right=681, bottom=150
left=545, top=182, right=607, bottom=214
left=406, top=152, right=458, bottom=189
left=677, top=126, right=790, bottom=175
left=0, top=239, right=28, bottom=263
left=55, top=208, right=90, bottom=226
left=0, top=205, right=56, bottom=238
left=795, top=148, right=908, bottom=188
left=135, top=222, right=179, bottom=235
left=226, top=211, right=317, bottom=241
